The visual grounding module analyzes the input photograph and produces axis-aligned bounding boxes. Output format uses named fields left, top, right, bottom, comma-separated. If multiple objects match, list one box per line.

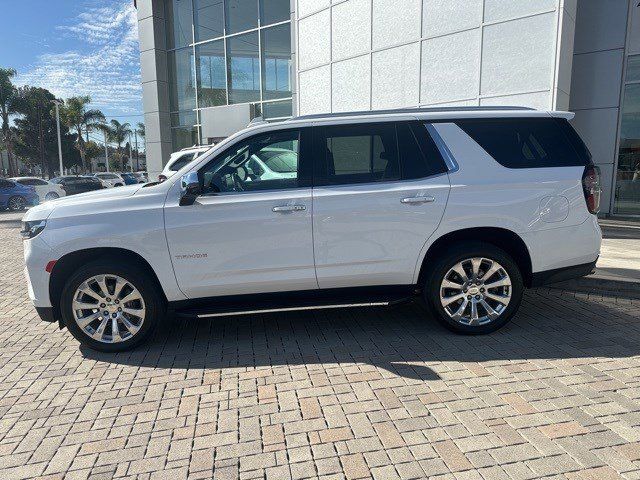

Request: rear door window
left=315, top=123, right=400, bottom=186
left=456, top=117, right=590, bottom=168
left=398, top=122, right=448, bottom=179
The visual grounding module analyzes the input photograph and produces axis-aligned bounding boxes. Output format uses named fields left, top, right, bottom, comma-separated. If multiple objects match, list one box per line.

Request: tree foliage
left=12, top=86, right=81, bottom=176
left=59, top=96, right=105, bottom=173
left=0, top=67, right=19, bottom=175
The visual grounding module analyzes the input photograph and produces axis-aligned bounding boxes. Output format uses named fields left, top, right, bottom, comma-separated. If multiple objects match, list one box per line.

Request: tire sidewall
left=424, top=242, right=524, bottom=334
left=61, top=261, right=163, bottom=352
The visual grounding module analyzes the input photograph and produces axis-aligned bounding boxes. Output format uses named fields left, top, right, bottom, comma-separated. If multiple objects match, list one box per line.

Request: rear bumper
left=530, top=259, right=597, bottom=287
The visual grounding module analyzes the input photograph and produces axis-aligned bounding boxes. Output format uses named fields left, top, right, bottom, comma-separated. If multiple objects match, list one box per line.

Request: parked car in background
left=94, top=172, right=125, bottom=187
left=50, top=176, right=106, bottom=196
left=10, top=177, right=66, bottom=202
left=132, top=172, right=148, bottom=183
left=0, top=178, right=39, bottom=211
left=119, top=173, right=139, bottom=185
left=22, top=107, right=602, bottom=351
left=159, top=145, right=211, bottom=182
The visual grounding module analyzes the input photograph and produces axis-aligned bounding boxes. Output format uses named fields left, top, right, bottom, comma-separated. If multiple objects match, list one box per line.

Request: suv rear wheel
left=61, top=260, right=165, bottom=352
left=423, top=242, right=523, bottom=334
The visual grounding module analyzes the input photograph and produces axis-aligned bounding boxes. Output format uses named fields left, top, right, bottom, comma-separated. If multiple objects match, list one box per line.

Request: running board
left=172, top=286, right=417, bottom=320
left=178, top=302, right=390, bottom=319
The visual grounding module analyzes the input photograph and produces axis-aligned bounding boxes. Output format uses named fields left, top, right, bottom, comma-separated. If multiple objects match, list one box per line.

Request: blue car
left=0, top=178, right=39, bottom=211
left=119, top=173, right=139, bottom=185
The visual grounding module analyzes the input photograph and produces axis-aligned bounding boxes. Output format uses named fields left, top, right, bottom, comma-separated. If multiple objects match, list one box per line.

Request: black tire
left=61, top=260, right=165, bottom=352
left=423, top=241, right=524, bottom=334
left=7, top=195, right=26, bottom=211
left=45, top=192, right=60, bottom=201
left=114, top=183, right=123, bottom=187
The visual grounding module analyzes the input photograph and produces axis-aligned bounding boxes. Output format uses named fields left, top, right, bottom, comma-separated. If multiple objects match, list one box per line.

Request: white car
left=159, top=146, right=211, bottom=182
left=22, top=107, right=602, bottom=352
left=94, top=172, right=125, bottom=188
left=10, top=177, right=66, bottom=202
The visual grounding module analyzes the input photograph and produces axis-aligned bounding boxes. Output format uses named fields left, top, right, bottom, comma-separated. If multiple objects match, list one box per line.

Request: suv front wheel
left=423, top=242, right=524, bottom=334
left=61, top=260, right=165, bottom=351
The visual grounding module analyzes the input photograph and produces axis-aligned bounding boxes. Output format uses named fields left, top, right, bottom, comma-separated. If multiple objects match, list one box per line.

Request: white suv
left=158, top=145, right=211, bottom=182
left=22, top=107, right=602, bottom=352
left=94, top=172, right=125, bottom=188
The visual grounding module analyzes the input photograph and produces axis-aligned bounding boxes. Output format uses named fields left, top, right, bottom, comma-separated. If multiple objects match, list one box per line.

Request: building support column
left=137, top=0, right=172, bottom=181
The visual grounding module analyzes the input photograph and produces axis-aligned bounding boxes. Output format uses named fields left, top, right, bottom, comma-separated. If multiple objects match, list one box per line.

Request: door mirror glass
left=180, top=172, right=202, bottom=206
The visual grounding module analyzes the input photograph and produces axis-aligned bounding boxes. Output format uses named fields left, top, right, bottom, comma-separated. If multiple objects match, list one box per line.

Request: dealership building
left=136, top=0, right=640, bottom=216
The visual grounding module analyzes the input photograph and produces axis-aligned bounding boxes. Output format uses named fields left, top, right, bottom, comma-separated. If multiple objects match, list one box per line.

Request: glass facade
left=614, top=55, right=640, bottom=215
left=165, top=0, right=292, bottom=151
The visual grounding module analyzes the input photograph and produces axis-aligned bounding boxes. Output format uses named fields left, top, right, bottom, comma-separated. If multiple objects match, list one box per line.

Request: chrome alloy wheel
left=71, top=274, right=146, bottom=343
left=440, top=257, right=512, bottom=326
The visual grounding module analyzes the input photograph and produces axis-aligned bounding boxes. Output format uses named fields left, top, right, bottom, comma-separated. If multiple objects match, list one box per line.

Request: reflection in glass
left=627, top=55, right=640, bottom=82
left=165, top=0, right=193, bottom=49
left=171, top=111, right=197, bottom=128
left=614, top=84, right=640, bottom=214
left=168, top=48, right=196, bottom=112
left=197, top=40, right=227, bottom=107
left=262, top=100, right=292, bottom=119
left=172, top=126, right=199, bottom=151
left=260, top=0, right=290, bottom=26
left=261, top=24, right=291, bottom=101
left=225, top=0, right=258, bottom=34
left=227, top=32, right=260, bottom=104
left=194, top=0, right=224, bottom=42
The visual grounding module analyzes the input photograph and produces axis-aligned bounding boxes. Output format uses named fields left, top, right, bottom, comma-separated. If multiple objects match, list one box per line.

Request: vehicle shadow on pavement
left=80, top=289, right=640, bottom=382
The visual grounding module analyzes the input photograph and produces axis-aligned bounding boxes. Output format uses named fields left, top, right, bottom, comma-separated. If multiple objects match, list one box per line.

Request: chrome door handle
left=401, top=195, right=435, bottom=204
left=273, top=204, right=306, bottom=212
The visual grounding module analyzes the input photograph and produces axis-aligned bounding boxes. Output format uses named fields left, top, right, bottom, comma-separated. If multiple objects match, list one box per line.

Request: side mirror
left=179, top=172, right=201, bottom=206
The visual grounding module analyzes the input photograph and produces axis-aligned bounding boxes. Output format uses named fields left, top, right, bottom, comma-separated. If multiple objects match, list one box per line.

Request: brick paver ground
left=1, top=211, right=639, bottom=480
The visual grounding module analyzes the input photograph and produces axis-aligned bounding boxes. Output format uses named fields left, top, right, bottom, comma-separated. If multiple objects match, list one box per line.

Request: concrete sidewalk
left=550, top=220, right=640, bottom=297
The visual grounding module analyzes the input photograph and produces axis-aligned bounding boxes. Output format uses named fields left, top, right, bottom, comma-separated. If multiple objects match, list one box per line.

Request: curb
left=546, top=275, right=640, bottom=299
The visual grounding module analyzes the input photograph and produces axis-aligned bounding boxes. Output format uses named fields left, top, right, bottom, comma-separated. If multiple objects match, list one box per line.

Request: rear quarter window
left=456, top=117, right=591, bottom=168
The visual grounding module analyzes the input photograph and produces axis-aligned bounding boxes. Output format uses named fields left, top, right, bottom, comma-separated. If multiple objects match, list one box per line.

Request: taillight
left=158, top=174, right=167, bottom=183
left=582, top=165, right=601, bottom=214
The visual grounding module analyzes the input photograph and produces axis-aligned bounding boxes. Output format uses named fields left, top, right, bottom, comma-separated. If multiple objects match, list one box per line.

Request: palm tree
left=0, top=68, right=19, bottom=176
left=136, top=122, right=145, bottom=139
left=105, top=120, right=132, bottom=170
left=59, top=96, right=105, bottom=173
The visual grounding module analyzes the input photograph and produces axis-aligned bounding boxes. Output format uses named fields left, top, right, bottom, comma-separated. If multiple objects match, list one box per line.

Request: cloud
left=16, top=0, right=141, bottom=115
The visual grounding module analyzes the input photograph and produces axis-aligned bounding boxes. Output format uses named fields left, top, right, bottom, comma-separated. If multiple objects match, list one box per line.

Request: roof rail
left=292, top=105, right=536, bottom=121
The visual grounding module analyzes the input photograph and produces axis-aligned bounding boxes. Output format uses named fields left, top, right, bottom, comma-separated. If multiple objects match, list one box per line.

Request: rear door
left=312, top=121, right=451, bottom=288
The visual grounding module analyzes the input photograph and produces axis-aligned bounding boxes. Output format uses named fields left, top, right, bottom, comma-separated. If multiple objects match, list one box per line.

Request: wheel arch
left=49, top=247, right=168, bottom=323
left=416, top=227, right=534, bottom=288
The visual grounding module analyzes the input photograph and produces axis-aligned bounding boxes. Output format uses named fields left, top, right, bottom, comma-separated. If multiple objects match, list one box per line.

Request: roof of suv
left=281, top=106, right=573, bottom=126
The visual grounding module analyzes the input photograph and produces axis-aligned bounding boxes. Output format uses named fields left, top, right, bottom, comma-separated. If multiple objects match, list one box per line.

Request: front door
left=164, top=128, right=317, bottom=299
left=312, top=121, right=451, bottom=288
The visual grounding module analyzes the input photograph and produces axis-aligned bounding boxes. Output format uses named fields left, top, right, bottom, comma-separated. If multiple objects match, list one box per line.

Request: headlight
left=21, top=220, right=46, bottom=240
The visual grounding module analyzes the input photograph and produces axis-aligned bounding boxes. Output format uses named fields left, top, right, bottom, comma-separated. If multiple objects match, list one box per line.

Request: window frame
left=197, top=127, right=312, bottom=196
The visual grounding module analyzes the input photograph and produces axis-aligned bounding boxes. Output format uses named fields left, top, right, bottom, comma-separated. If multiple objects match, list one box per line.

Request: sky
left=0, top=0, right=144, bottom=148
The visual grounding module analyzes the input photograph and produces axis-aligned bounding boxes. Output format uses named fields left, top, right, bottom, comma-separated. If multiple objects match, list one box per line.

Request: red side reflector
left=45, top=261, right=57, bottom=273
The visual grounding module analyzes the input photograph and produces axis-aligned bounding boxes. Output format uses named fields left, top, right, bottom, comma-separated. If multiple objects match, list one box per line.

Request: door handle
left=401, top=195, right=435, bottom=204
left=272, top=204, right=306, bottom=212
